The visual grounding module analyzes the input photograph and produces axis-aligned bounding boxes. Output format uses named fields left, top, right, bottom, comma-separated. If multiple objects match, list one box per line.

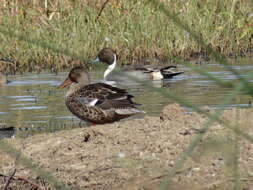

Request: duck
left=92, top=47, right=184, bottom=81
left=92, top=48, right=117, bottom=83
left=135, top=65, right=184, bottom=80
left=57, top=66, right=145, bottom=124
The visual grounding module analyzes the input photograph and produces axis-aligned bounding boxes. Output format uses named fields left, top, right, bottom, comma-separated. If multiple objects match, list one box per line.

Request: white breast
left=150, top=71, right=163, bottom=80
left=104, top=54, right=117, bottom=80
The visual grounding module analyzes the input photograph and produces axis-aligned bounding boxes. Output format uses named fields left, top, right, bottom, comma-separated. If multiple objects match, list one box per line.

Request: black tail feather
left=160, top=65, right=177, bottom=71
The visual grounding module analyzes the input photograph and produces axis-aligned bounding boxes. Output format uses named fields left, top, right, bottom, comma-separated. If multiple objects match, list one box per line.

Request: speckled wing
left=75, top=97, right=99, bottom=106
left=97, top=99, right=136, bottom=110
left=76, top=83, right=130, bottom=100
left=73, top=82, right=137, bottom=109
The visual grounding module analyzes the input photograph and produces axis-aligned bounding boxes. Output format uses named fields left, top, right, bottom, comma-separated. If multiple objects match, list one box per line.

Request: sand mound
left=1, top=103, right=253, bottom=189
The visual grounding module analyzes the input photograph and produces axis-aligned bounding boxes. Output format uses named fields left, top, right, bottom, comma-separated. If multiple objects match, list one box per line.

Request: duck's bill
left=89, top=57, right=100, bottom=64
left=57, top=78, right=72, bottom=89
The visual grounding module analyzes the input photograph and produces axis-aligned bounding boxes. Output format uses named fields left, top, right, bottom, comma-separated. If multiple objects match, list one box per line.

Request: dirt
left=1, top=103, right=253, bottom=190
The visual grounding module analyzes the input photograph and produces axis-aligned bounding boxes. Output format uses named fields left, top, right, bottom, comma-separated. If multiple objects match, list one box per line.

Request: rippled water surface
left=0, top=58, right=253, bottom=131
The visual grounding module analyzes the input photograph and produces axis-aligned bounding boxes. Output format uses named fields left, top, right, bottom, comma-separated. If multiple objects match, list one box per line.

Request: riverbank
left=1, top=104, right=253, bottom=189
left=0, top=0, right=252, bottom=72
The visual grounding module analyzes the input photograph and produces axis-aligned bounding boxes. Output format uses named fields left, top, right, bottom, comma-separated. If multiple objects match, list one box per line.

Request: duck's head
left=95, top=48, right=116, bottom=65
left=58, top=66, right=90, bottom=91
left=92, top=48, right=117, bottom=80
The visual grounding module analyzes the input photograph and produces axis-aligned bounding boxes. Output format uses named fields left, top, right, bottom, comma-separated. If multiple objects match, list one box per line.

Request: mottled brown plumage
left=58, top=66, right=144, bottom=124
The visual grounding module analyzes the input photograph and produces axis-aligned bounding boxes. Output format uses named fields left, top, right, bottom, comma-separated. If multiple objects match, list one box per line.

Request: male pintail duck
left=58, top=66, right=144, bottom=124
left=135, top=65, right=184, bottom=80
left=92, top=47, right=184, bottom=81
left=92, top=48, right=117, bottom=81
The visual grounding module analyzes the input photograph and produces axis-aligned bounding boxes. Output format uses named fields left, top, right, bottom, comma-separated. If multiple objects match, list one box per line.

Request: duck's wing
left=94, top=83, right=127, bottom=94
left=76, top=83, right=134, bottom=103
left=97, top=99, right=136, bottom=109
left=76, top=83, right=142, bottom=113
left=135, top=66, right=157, bottom=73
left=160, top=65, right=177, bottom=72
left=161, top=71, right=184, bottom=78
left=160, top=65, right=184, bottom=78
left=75, top=94, right=141, bottom=113
left=97, top=99, right=145, bottom=115
left=75, top=97, right=99, bottom=106
left=135, top=65, right=177, bottom=72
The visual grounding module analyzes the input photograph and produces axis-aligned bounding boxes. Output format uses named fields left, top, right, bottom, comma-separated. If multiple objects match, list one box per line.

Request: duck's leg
left=89, top=122, right=96, bottom=126
left=79, top=121, right=96, bottom=127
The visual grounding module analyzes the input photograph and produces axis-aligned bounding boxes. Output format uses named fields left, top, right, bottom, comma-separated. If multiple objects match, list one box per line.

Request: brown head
left=97, top=48, right=117, bottom=65
left=58, top=66, right=90, bottom=89
left=94, top=48, right=118, bottom=80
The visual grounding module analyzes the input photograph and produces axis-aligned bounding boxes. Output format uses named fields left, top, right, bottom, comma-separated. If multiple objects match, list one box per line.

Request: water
left=0, top=58, right=253, bottom=134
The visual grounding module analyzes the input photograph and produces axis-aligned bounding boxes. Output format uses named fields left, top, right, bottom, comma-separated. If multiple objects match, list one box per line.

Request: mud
left=1, top=104, right=253, bottom=190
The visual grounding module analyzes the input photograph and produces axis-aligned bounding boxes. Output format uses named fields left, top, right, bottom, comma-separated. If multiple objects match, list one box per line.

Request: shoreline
left=1, top=104, right=253, bottom=189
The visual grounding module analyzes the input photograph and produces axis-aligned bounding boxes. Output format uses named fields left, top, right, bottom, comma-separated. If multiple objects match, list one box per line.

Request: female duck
left=58, top=66, right=144, bottom=124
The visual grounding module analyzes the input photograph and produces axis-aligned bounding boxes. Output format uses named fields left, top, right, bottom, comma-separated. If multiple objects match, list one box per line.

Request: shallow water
left=0, top=58, right=253, bottom=134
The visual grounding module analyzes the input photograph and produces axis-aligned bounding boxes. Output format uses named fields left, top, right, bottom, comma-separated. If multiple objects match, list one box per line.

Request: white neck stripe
left=104, top=54, right=117, bottom=80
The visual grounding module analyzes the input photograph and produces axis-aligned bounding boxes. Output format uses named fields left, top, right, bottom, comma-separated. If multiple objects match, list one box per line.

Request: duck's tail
left=162, top=71, right=184, bottom=78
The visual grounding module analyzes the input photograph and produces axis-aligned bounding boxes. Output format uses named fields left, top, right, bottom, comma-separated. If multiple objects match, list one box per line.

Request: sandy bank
left=1, top=104, right=253, bottom=189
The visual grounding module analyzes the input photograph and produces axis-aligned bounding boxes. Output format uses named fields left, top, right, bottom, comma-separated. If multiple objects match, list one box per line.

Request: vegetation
left=0, top=0, right=252, bottom=72
left=1, top=1, right=253, bottom=189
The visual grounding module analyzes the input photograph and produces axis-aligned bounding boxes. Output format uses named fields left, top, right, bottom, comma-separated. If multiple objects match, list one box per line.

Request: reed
left=0, top=0, right=252, bottom=72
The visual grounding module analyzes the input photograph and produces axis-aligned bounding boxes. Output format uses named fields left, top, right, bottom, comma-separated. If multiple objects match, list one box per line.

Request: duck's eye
left=69, top=73, right=79, bottom=82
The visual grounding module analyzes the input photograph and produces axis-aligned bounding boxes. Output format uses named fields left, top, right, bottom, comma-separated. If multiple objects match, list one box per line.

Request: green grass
left=0, top=0, right=252, bottom=72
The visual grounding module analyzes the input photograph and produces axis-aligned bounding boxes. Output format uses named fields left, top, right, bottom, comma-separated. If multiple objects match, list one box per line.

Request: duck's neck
left=66, top=82, right=85, bottom=97
left=104, top=54, right=116, bottom=80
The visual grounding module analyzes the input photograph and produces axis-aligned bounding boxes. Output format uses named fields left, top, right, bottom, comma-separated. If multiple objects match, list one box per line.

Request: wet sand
left=1, top=103, right=253, bottom=189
